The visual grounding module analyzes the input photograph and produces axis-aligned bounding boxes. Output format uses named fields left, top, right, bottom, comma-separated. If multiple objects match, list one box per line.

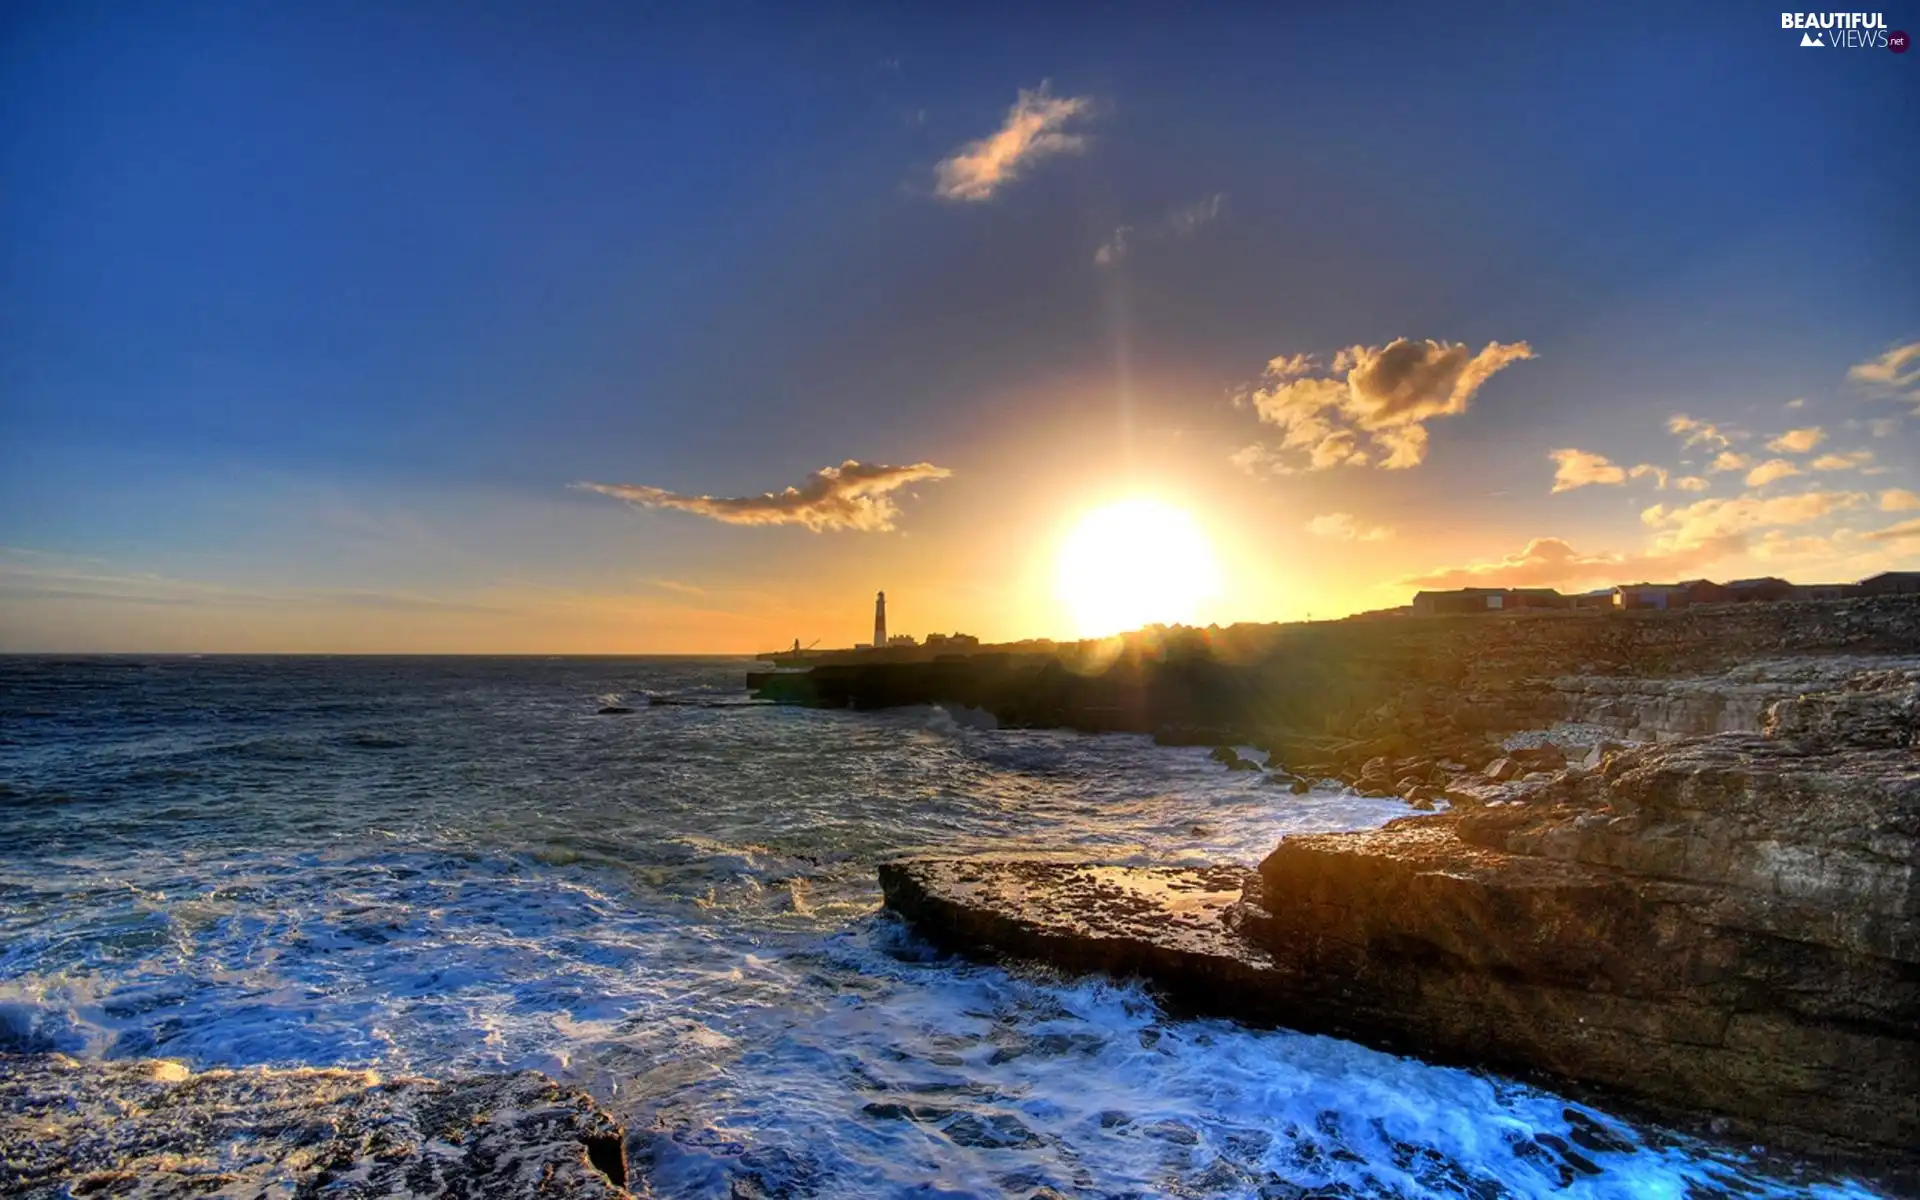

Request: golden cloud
left=576, top=460, right=952, bottom=532
left=935, top=83, right=1092, bottom=202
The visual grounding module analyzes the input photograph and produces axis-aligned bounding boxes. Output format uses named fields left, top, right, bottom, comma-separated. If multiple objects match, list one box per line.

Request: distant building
left=873, top=591, right=887, bottom=647
left=1800, top=582, right=1851, bottom=601
left=1679, top=578, right=1729, bottom=605
left=887, top=634, right=917, bottom=647
left=1725, top=576, right=1797, bottom=603
left=1412, top=588, right=1516, bottom=615
left=1614, top=583, right=1691, bottom=610
left=1411, top=587, right=1568, bottom=615
left=1857, top=571, right=1920, bottom=596
left=924, top=632, right=981, bottom=649
left=1570, top=588, right=1615, bottom=610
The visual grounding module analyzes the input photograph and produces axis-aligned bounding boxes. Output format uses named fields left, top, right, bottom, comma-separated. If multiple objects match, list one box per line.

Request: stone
left=596, top=705, right=636, bottom=715
left=0, top=1055, right=636, bottom=1198
left=1208, top=746, right=1242, bottom=766
left=1483, top=757, right=1522, bottom=782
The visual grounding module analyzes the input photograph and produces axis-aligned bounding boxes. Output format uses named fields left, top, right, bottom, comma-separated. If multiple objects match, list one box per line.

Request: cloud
left=1848, top=341, right=1920, bottom=399
left=1228, top=443, right=1293, bottom=478
left=1667, top=414, right=1740, bottom=451
left=1785, top=398, right=1806, bottom=410
left=1766, top=426, right=1826, bottom=454
left=1237, top=338, right=1532, bottom=472
left=1095, top=193, right=1225, bottom=265
left=1744, top=458, right=1802, bottom=487
left=1093, top=226, right=1131, bottom=265
left=1305, top=512, right=1393, bottom=542
left=1709, top=450, right=1751, bottom=473
left=1810, top=450, right=1874, bottom=471
left=1864, top=517, right=1920, bottom=543
left=934, top=83, right=1092, bottom=202
left=1549, top=448, right=1626, bottom=492
left=1641, top=489, right=1865, bottom=552
left=1399, top=535, right=1737, bottom=590
left=1168, top=193, right=1225, bottom=236
left=1866, top=418, right=1900, bottom=439
left=576, top=460, right=952, bottom=532
left=1629, top=464, right=1669, bottom=489
left=1673, top=475, right=1710, bottom=492
left=1880, top=488, right=1920, bottom=512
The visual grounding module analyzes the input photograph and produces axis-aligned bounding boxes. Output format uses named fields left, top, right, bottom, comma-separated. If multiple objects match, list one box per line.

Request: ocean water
left=0, top=656, right=1881, bottom=1199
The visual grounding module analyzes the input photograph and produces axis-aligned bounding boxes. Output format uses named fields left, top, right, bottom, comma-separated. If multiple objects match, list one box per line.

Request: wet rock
left=879, top=672, right=1920, bottom=1169
left=0, top=1054, right=638, bottom=1198
left=596, top=705, right=636, bottom=715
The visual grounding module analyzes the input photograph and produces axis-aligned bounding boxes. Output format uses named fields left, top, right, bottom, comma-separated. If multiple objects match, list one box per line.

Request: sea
left=0, top=656, right=1883, bottom=1199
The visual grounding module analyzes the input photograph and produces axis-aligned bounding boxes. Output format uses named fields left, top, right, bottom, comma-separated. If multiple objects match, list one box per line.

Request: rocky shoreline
left=0, top=1054, right=638, bottom=1198
left=866, top=601, right=1920, bottom=1184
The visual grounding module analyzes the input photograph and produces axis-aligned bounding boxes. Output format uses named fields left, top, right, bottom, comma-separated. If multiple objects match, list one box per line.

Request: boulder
left=596, top=705, right=636, bottom=715
left=1483, top=757, right=1523, bottom=782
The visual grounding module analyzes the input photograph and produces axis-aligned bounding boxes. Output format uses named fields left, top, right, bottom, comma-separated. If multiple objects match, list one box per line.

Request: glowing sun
left=1055, top=498, right=1221, bottom=637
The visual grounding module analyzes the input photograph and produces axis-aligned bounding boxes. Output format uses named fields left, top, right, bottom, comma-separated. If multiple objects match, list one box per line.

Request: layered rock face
left=880, top=672, right=1920, bottom=1167
left=0, top=1054, right=637, bottom=1198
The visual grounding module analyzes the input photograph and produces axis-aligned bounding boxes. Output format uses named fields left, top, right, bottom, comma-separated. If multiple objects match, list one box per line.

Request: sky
left=2, top=1, right=1917, bottom=652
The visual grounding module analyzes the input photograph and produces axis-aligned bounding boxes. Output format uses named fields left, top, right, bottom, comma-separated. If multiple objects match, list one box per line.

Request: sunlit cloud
left=1744, top=458, right=1802, bottom=487
left=1236, top=338, right=1532, bottom=472
left=1848, top=341, right=1920, bottom=409
left=1305, top=512, right=1393, bottom=542
left=1881, top=489, right=1920, bottom=512
left=1673, top=475, right=1710, bottom=492
left=934, top=82, right=1092, bottom=202
left=1399, top=535, right=1737, bottom=590
left=1641, top=489, right=1865, bottom=552
left=1865, top=517, right=1920, bottom=543
left=1709, top=450, right=1751, bottom=473
left=1667, top=414, right=1741, bottom=451
left=1629, top=464, right=1669, bottom=489
left=1766, top=426, right=1826, bottom=454
left=1811, top=450, right=1875, bottom=472
left=1549, top=448, right=1625, bottom=492
left=576, top=459, right=952, bottom=532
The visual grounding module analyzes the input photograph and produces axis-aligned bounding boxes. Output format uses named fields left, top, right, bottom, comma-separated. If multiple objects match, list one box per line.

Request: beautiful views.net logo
left=1780, top=11, right=1908, bottom=50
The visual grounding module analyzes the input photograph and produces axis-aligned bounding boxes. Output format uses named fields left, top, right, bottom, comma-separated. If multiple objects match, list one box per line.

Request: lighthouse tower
left=873, top=591, right=887, bottom=648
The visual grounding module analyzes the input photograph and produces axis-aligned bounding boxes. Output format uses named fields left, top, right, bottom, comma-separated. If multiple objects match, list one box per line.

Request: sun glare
left=1055, top=498, right=1221, bottom=637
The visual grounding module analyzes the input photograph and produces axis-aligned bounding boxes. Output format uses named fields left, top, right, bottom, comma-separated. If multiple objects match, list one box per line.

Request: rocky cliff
left=879, top=667, right=1920, bottom=1176
left=0, top=1054, right=638, bottom=1198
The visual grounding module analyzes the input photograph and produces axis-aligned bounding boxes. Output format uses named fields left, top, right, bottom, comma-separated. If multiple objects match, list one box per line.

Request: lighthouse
left=873, top=591, right=887, bottom=648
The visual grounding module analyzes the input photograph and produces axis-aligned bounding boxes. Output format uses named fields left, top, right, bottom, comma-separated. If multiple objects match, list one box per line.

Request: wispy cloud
left=1709, top=450, right=1751, bottom=473
left=1864, top=517, right=1920, bottom=543
left=1096, top=193, right=1225, bottom=265
left=1673, top=475, right=1710, bottom=492
left=576, top=460, right=952, bottom=532
left=934, top=83, right=1092, bottom=202
left=1848, top=341, right=1920, bottom=410
left=1880, top=488, right=1920, bottom=512
left=1667, top=414, right=1741, bottom=451
left=1234, top=338, right=1532, bottom=472
left=1305, top=512, right=1394, bottom=542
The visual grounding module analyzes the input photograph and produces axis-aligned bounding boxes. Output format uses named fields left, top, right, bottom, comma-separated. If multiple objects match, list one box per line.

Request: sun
left=1055, top=498, right=1222, bottom=637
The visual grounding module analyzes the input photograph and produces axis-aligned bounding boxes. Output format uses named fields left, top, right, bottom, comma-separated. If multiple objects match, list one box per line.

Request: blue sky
left=2, top=1, right=1916, bottom=650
